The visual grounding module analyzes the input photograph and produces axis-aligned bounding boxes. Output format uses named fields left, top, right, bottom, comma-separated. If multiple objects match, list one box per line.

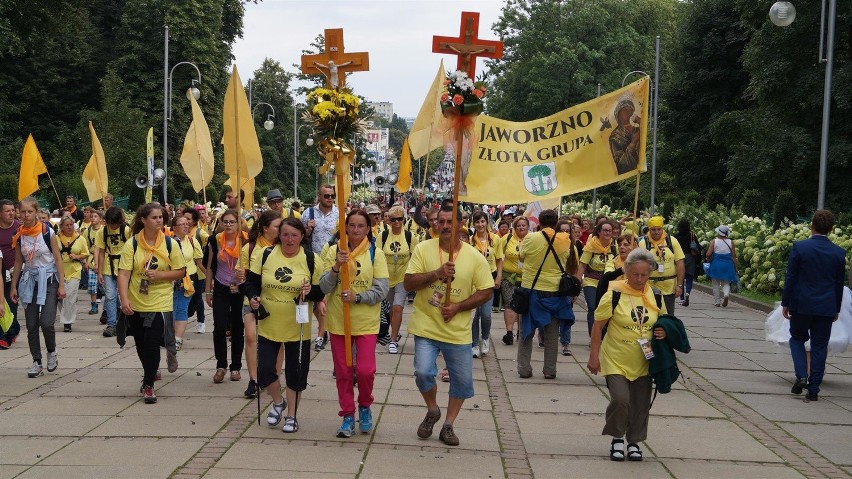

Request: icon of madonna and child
left=608, top=97, right=642, bottom=175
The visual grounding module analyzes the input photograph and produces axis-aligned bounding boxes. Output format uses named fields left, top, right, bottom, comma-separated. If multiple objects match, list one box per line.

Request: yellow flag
left=180, top=92, right=215, bottom=193
left=82, top=121, right=108, bottom=202
left=408, top=61, right=446, bottom=159
left=19, top=134, right=48, bottom=200
left=222, top=66, right=263, bottom=184
left=224, top=176, right=255, bottom=211
left=397, top=138, right=413, bottom=192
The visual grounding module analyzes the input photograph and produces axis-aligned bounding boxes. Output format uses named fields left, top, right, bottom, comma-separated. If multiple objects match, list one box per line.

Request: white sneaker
left=388, top=341, right=399, bottom=354
left=196, top=322, right=206, bottom=334
left=27, top=361, right=43, bottom=378
left=481, top=338, right=490, bottom=355
left=47, top=351, right=58, bottom=372
left=472, top=345, right=480, bottom=358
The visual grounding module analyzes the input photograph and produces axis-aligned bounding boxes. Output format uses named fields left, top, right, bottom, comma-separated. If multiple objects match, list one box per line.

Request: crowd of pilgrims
left=0, top=186, right=697, bottom=454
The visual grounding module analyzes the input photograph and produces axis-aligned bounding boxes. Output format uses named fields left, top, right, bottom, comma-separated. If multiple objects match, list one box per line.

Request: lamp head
left=306, top=137, right=314, bottom=147
left=263, top=119, right=274, bottom=131
left=769, top=1, right=796, bottom=27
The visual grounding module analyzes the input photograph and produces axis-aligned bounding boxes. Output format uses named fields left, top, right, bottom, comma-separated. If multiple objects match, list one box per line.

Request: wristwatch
left=355, top=293, right=362, bottom=304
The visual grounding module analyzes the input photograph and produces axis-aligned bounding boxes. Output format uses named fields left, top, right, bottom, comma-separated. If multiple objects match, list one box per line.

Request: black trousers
left=212, top=281, right=245, bottom=371
left=129, top=312, right=165, bottom=388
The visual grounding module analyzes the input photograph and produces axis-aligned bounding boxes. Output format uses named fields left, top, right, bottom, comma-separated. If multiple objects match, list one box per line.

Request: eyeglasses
left=389, top=217, right=404, bottom=222
left=322, top=194, right=336, bottom=199
left=222, top=220, right=237, bottom=225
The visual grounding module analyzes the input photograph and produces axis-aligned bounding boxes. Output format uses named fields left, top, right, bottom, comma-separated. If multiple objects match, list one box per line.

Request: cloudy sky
left=231, top=0, right=506, bottom=118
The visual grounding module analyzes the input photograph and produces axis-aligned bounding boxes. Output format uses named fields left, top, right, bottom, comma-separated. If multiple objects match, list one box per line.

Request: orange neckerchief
left=473, top=231, right=491, bottom=256
left=343, top=236, right=370, bottom=278
left=257, top=235, right=274, bottom=248
left=613, top=254, right=626, bottom=270
left=648, top=231, right=670, bottom=261
left=428, top=227, right=439, bottom=239
left=12, top=222, right=44, bottom=248
left=541, top=227, right=571, bottom=255
left=583, top=235, right=612, bottom=255
left=216, top=231, right=245, bottom=262
left=65, top=205, right=77, bottom=214
left=135, top=231, right=172, bottom=269
left=609, top=279, right=661, bottom=313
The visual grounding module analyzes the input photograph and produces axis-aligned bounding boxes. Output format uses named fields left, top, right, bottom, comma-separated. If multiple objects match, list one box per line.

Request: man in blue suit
left=781, top=209, right=846, bottom=402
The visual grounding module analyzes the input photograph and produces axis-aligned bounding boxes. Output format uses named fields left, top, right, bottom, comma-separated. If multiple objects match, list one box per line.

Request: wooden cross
left=432, top=11, right=503, bottom=79
left=301, top=28, right=370, bottom=90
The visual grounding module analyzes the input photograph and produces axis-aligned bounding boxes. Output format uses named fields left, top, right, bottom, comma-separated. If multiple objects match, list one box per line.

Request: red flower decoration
left=472, top=89, right=484, bottom=99
left=440, top=93, right=450, bottom=103
left=452, top=94, right=464, bottom=105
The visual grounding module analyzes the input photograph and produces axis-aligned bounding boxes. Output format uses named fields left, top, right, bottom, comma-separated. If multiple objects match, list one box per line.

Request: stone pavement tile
left=712, top=338, right=782, bottom=353
left=678, top=350, right=761, bottom=371
left=732, top=392, right=852, bottom=425
left=215, top=442, right=365, bottom=474
left=827, top=396, right=852, bottom=412
left=43, top=375, right=149, bottom=397
left=121, top=396, right=249, bottom=416
left=0, top=438, right=73, bottom=465
left=371, top=405, right=500, bottom=451
left=692, top=368, right=791, bottom=394
left=686, top=337, right=731, bottom=352
left=684, top=326, right=757, bottom=340
left=1, top=414, right=108, bottom=437
left=41, top=437, right=204, bottom=468
left=0, top=379, right=47, bottom=397
left=85, top=413, right=231, bottom=438
left=0, top=466, right=27, bottom=479
left=9, top=396, right=137, bottom=416
left=508, top=383, right=606, bottom=414
left=821, top=372, right=852, bottom=397
left=777, top=422, right=852, bottom=466
left=152, top=374, right=259, bottom=398
left=203, top=468, right=352, bottom=479
left=663, top=460, right=806, bottom=479
left=361, top=447, right=503, bottom=478
left=645, top=417, right=782, bottom=462
left=15, top=465, right=178, bottom=478
left=517, top=413, right=632, bottom=457
left=529, top=457, right=671, bottom=479
left=646, top=389, right=726, bottom=418
left=499, top=360, right=596, bottom=385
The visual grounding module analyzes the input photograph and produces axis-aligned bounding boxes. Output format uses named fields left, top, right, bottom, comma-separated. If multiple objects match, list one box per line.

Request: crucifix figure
left=301, top=28, right=369, bottom=90
left=432, top=11, right=504, bottom=79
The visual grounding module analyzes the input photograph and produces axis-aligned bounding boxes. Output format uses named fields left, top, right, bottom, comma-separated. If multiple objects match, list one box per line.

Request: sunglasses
left=323, top=194, right=336, bottom=199
left=222, top=220, right=237, bottom=225
left=389, top=217, right=404, bottom=222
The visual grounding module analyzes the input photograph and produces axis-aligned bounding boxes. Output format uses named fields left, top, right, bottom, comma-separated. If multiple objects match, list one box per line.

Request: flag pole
left=44, top=169, right=63, bottom=210
left=337, top=169, right=352, bottom=367
left=444, top=130, right=464, bottom=306
left=633, top=173, right=641, bottom=222
left=233, top=77, right=243, bottom=268
left=198, top=152, right=208, bottom=205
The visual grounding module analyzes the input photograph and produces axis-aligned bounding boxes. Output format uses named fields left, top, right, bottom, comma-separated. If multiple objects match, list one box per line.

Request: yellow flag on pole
left=408, top=61, right=446, bottom=159
left=82, top=121, right=109, bottom=202
left=19, top=134, right=48, bottom=200
left=222, top=66, right=263, bottom=182
left=180, top=93, right=214, bottom=193
left=397, top=138, right=413, bottom=192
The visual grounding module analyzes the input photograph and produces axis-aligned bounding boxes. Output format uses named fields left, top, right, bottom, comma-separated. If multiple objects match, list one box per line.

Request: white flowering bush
left=560, top=200, right=630, bottom=222
left=349, top=187, right=377, bottom=205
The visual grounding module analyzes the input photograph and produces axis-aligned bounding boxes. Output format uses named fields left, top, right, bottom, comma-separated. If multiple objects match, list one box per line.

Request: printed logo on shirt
left=149, top=256, right=159, bottom=270
left=274, top=266, right=292, bottom=284
left=630, top=306, right=648, bottom=324
left=389, top=241, right=401, bottom=254
left=355, top=260, right=362, bottom=277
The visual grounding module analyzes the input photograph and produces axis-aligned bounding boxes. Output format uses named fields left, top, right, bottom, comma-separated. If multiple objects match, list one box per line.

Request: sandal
left=610, top=438, right=625, bottom=461
left=266, top=401, right=285, bottom=427
left=627, top=443, right=643, bottom=461
left=282, top=416, right=299, bottom=433
left=439, top=368, right=450, bottom=383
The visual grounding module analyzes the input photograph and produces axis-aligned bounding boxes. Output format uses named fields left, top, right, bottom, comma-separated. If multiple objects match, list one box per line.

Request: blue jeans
left=472, top=290, right=493, bottom=346
left=103, top=274, right=118, bottom=327
left=583, top=286, right=598, bottom=336
left=559, top=317, right=574, bottom=346
left=680, top=274, right=694, bottom=299
left=413, top=335, right=474, bottom=399
left=789, top=313, right=833, bottom=395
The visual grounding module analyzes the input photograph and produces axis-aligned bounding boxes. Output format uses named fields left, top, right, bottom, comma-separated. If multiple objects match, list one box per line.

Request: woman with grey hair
left=587, top=248, right=667, bottom=462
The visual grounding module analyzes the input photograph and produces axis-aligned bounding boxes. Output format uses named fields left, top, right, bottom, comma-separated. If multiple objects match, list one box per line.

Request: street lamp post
left=162, top=25, right=201, bottom=205
left=252, top=102, right=276, bottom=131
left=770, top=0, right=836, bottom=209
left=293, top=104, right=315, bottom=199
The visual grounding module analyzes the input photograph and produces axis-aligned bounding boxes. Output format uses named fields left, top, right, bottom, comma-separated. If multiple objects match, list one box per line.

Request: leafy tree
left=773, top=189, right=798, bottom=230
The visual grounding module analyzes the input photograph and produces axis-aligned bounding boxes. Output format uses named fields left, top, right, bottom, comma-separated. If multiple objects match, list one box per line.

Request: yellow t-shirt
left=321, top=243, right=389, bottom=336
left=251, top=246, right=322, bottom=343
left=637, top=235, right=686, bottom=295
left=471, top=231, right=504, bottom=273
left=377, top=230, right=419, bottom=287
left=59, top=233, right=89, bottom=280
left=175, top=236, right=203, bottom=277
left=118, top=236, right=187, bottom=312
left=580, top=242, right=617, bottom=288
left=95, top=225, right=132, bottom=275
left=189, top=227, right=209, bottom=280
left=406, top=239, right=493, bottom=344
left=502, top=233, right=524, bottom=277
left=594, top=286, right=666, bottom=381
left=82, top=225, right=102, bottom=268
left=519, top=231, right=573, bottom=292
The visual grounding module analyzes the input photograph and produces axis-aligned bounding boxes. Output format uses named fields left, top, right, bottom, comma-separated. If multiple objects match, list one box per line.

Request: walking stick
left=256, top=312, right=261, bottom=425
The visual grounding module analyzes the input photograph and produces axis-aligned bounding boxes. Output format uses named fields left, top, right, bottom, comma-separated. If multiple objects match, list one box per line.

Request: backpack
left=640, top=235, right=673, bottom=253
left=103, top=223, right=129, bottom=249
left=260, top=245, right=315, bottom=279
left=381, top=229, right=412, bottom=252
left=59, top=235, right=81, bottom=256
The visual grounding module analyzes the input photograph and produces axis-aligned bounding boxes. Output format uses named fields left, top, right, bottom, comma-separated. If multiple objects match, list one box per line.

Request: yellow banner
left=459, top=78, right=649, bottom=204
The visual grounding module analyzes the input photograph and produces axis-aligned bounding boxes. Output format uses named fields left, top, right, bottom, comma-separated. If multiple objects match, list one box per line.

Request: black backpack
left=259, top=245, right=315, bottom=279
left=602, top=288, right=664, bottom=337
left=381, top=229, right=412, bottom=252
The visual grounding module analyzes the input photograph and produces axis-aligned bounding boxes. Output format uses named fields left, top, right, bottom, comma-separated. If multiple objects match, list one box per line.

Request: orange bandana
left=12, top=222, right=44, bottom=248
left=135, top=231, right=172, bottom=269
left=344, top=237, right=369, bottom=278
left=584, top=235, right=612, bottom=255
left=609, top=280, right=661, bottom=313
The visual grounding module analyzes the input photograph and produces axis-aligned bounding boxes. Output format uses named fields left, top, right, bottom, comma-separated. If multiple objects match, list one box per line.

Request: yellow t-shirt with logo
left=471, top=232, right=504, bottom=273
left=519, top=231, right=573, bottom=292
left=118, top=236, right=187, bottom=312
left=502, top=233, right=525, bottom=279
left=59, top=233, right=89, bottom=280
left=96, top=225, right=131, bottom=276
left=251, top=246, right=322, bottom=343
left=594, top=286, right=666, bottom=381
left=406, top=239, right=493, bottom=344
left=321, top=243, right=389, bottom=336
left=580, top=243, right=617, bottom=288
left=637, top=235, right=685, bottom=295
left=377, top=230, right=419, bottom=287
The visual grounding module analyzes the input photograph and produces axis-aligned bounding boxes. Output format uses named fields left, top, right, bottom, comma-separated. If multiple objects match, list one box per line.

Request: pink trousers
left=330, top=333, right=377, bottom=417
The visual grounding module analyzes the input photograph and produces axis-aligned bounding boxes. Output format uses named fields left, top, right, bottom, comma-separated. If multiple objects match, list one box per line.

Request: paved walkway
left=0, top=289, right=850, bottom=479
